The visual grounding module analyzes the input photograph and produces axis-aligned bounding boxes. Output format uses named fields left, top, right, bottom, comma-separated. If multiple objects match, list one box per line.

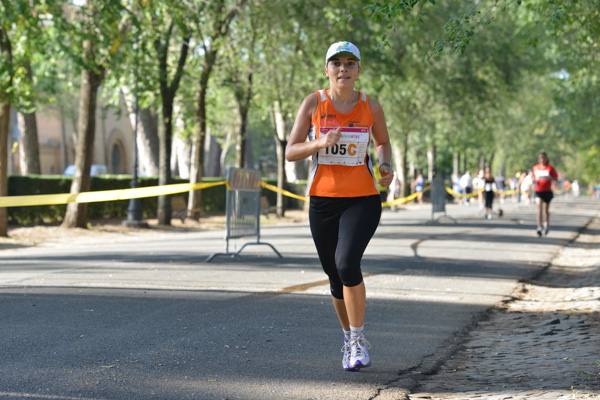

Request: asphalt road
left=0, top=197, right=598, bottom=400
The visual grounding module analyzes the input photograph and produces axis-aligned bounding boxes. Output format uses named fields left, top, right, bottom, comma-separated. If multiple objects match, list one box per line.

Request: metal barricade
left=206, top=167, right=283, bottom=262
left=429, top=176, right=457, bottom=224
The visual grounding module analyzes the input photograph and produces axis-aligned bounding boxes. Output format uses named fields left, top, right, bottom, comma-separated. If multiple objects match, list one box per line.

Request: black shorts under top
left=536, top=191, right=554, bottom=203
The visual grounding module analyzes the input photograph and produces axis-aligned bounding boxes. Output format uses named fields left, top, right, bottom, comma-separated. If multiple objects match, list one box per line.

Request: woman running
left=413, top=173, right=425, bottom=204
left=286, top=41, right=393, bottom=371
left=483, top=167, right=496, bottom=219
left=533, top=152, right=558, bottom=236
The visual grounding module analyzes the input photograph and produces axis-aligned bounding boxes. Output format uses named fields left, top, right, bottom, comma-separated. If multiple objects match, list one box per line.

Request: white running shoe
left=349, top=336, right=371, bottom=369
left=342, top=339, right=360, bottom=371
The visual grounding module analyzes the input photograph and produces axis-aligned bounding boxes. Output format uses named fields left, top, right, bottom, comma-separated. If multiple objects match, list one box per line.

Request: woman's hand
left=320, top=127, right=342, bottom=149
left=378, top=164, right=394, bottom=188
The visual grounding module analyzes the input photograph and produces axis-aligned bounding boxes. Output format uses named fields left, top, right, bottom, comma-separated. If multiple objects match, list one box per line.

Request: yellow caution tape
left=7, top=178, right=527, bottom=210
left=0, top=181, right=226, bottom=208
left=261, top=182, right=434, bottom=208
left=382, top=185, right=430, bottom=207
left=445, top=186, right=484, bottom=198
left=446, top=186, right=522, bottom=198
left=260, top=182, right=308, bottom=202
left=382, top=192, right=417, bottom=207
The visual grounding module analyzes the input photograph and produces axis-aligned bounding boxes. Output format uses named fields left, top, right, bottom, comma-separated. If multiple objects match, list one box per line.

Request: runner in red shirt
left=532, top=152, right=558, bottom=236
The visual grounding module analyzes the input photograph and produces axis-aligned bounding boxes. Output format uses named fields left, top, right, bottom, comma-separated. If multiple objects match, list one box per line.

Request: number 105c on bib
left=318, top=127, right=369, bottom=166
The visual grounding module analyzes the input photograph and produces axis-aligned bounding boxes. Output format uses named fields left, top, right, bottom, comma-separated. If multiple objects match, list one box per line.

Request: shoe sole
left=351, top=361, right=371, bottom=369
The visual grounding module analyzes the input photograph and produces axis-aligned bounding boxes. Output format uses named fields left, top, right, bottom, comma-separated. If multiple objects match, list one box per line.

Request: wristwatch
left=380, top=163, right=392, bottom=169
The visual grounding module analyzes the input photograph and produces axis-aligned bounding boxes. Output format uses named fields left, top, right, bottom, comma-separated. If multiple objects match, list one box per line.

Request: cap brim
left=327, top=51, right=360, bottom=62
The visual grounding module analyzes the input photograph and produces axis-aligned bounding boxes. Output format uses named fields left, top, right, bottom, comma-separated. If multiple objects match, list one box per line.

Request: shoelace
left=349, top=337, right=371, bottom=356
left=341, top=342, right=350, bottom=354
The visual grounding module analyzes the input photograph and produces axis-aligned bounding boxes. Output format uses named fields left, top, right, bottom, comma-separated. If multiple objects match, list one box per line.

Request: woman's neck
left=327, top=87, right=356, bottom=105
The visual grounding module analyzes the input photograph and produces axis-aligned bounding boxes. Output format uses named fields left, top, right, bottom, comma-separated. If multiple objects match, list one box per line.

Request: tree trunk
left=272, top=101, right=287, bottom=217
left=203, top=127, right=222, bottom=177
left=427, top=141, right=436, bottom=181
left=17, top=111, right=40, bottom=175
left=0, top=103, right=10, bottom=236
left=245, top=127, right=255, bottom=169
left=189, top=49, right=217, bottom=218
left=453, top=151, right=460, bottom=177
left=409, top=161, right=415, bottom=193
left=157, top=101, right=173, bottom=225
left=100, top=112, right=108, bottom=168
left=236, top=107, right=247, bottom=169
left=122, top=86, right=159, bottom=176
left=235, top=72, right=252, bottom=169
left=171, top=133, right=191, bottom=179
left=138, top=108, right=160, bottom=176
left=59, top=106, right=69, bottom=171
left=8, top=107, right=16, bottom=174
left=452, top=151, right=460, bottom=186
left=218, top=130, right=229, bottom=177
left=462, top=153, right=467, bottom=174
left=16, top=61, right=41, bottom=175
left=155, top=31, right=191, bottom=225
left=392, top=136, right=409, bottom=198
left=62, top=58, right=104, bottom=228
left=487, top=151, right=495, bottom=170
left=0, top=25, right=11, bottom=236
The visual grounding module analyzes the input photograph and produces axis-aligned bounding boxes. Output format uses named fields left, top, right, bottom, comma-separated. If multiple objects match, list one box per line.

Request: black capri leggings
left=309, top=195, right=382, bottom=299
left=484, top=190, right=494, bottom=209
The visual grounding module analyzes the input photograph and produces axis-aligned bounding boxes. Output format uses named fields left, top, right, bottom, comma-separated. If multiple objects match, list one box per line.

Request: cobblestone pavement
left=409, top=216, right=600, bottom=400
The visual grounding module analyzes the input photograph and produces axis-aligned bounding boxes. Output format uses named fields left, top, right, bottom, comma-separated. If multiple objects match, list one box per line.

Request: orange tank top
left=307, top=89, right=379, bottom=197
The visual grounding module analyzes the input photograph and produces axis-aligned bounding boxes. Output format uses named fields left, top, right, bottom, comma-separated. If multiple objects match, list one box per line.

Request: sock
left=343, top=329, right=351, bottom=341
left=350, top=325, right=364, bottom=339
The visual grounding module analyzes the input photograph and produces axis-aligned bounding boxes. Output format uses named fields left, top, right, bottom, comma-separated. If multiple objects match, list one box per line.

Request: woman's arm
left=369, top=97, right=393, bottom=187
left=285, top=93, right=341, bottom=162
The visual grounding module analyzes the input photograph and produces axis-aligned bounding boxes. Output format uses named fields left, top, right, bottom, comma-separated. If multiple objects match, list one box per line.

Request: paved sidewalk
left=1, top=199, right=598, bottom=399
left=407, top=216, right=600, bottom=400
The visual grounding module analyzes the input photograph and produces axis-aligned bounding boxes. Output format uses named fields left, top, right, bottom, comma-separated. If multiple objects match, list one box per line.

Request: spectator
left=520, top=170, right=533, bottom=205
left=413, top=173, right=425, bottom=204
left=473, top=169, right=485, bottom=209
left=459, top=170, right=472, bottom=206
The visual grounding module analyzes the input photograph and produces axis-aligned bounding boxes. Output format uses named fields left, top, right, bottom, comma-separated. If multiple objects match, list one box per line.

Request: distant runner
left=483, top=167, right=496, bottom=220
left=533, top=152, right=558, bottom=236
left=286, top=41, right=393, bottom=371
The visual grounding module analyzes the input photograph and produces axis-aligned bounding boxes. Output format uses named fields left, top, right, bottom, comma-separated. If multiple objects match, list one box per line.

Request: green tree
left=49, top=0, right=129, bottom=228
left=187, top=0, right=248, bottom=219
left=133, top=0, right=192, bottom=225
left=0, top=0, right=49, bottom=235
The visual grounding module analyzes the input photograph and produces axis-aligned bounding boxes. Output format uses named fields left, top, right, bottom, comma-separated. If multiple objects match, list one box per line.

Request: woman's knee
left=335, top=256, right=363, bottom=287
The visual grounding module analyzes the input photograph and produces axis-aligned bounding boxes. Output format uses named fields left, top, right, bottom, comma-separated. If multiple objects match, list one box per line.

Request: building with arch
left=8, top=98, right=134, bottom=176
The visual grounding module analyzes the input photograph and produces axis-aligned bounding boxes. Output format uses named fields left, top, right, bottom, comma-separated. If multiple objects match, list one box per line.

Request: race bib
left=317, top=127, right=369, bottom=166
left=535, top=169, right=550, bottom=178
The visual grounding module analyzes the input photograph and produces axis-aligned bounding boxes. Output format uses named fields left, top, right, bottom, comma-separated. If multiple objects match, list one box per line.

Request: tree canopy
left=1, top=0, right=598, bottom=231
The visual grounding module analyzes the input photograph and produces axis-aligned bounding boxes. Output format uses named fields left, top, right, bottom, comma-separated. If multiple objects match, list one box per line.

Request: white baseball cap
left=325, top=41, right=361, bottom=66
